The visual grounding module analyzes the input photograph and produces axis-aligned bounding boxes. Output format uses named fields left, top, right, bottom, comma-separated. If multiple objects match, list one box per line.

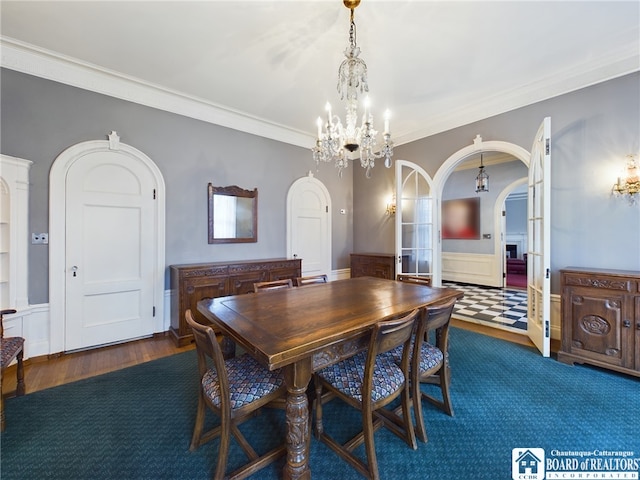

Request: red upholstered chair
left=185, top=310, right=287, bottom=479
left=1, top=309, right=26, bottom=432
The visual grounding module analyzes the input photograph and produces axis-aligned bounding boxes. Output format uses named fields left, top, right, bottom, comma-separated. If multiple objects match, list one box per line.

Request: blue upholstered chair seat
left=385, top=340, right=444, bottom=374
left=0, top=337, right=24, bottom=368
left=202, top=353, right=285, bottom=410
left=317, top=351, right=406, bottom=403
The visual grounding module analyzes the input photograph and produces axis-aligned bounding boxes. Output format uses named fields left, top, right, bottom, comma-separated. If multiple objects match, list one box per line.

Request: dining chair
left=396, top=274, right=432, bottom=287
left=313, top=309, right=420, bottom=480
left=252, top=279, right=293, bottom=293
left=293, top=274, right=328, bottom=287
left=0, top=309, right=25, bottom=432
left=185, top=310, right=287, bottom=479
left=384, top=298, right=457, bottom=443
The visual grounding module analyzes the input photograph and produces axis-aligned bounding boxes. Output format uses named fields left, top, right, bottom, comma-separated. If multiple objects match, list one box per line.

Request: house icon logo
left=512, top=448, right=545, bottom=480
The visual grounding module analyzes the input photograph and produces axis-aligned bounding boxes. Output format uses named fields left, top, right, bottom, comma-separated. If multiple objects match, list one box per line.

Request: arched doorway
left=286, top=173, right=332, bottom=278
left=49, top=132, right=165, bottom=353
left=430, top=119, right=551, bottom=357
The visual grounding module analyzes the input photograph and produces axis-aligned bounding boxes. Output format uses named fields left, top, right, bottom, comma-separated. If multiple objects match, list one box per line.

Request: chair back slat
left=253, top=279, right=293, bottom=293
left=294, top=275, right=328, bottom=287
left=373, top=310, right=420, bottom=356
left=423, top=298, right=457, bottom=332
left=414, top=298, right=457, bottom=357
left=396, top=275, right=432, bottom=286
left=185, top=310, right=229, bottom=395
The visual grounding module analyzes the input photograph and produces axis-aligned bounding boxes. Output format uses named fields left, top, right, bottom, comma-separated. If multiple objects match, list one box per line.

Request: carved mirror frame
left=207, top=184, right=258, bottom=244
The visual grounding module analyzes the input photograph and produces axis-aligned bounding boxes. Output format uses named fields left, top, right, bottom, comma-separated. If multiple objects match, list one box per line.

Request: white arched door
left=395, top=161, right=437, bottom=284
left=50, top=132, right=165, bottom=352
left=287, top=174, right=331, bottom=278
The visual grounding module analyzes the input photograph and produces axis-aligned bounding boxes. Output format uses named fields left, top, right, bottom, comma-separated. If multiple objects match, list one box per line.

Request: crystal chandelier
left=475, top=153, right=489, bottom=193
left=311, top=0, right=393, bottom=178
left=612, top=154, right=640, bottom=205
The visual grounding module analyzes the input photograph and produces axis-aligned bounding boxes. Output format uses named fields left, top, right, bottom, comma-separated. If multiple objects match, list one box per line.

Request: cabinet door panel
left=185, top=276, right=229, bottom=325
left=568, top=291, right=631, bottom=367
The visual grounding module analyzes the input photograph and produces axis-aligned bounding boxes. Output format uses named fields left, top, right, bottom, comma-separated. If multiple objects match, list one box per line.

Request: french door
left=527, top=117, right=551, bottom=357
left=395, top=161, right=437, bottom=283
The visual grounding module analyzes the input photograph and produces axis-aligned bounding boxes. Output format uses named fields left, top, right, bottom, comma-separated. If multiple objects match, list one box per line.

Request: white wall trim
left=442, top=252, right=501, bottom=288
left=0, top=36, right=314, bottom=149
left=0, top=154, right=32, bottom=310
left=433, top=137, right=531, bottom=290
left=493, top=177, right=528, bottom=286
left=393, top=42, right=640, bottom=146
left=3, top=304, right=50, bottom=359
left=49, top=133, right=166, bottom=353
left=550, top=293, right=561, bottom=341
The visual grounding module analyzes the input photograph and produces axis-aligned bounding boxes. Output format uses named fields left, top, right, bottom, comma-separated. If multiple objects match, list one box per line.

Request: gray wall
left=506, top=198, right=527, bottom=234
left=0, top=69, right=354, bottom=304
left=442, top=161, right=528, bottom=254
left=354, top=72, right=640, bottom=293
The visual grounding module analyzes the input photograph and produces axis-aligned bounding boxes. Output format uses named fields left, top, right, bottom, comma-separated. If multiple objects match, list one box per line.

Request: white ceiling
left=1, top=1, right=638, bottom=148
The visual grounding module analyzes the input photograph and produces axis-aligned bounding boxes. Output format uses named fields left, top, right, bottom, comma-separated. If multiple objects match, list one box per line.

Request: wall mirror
left=208, top=184, right=258, bottom=244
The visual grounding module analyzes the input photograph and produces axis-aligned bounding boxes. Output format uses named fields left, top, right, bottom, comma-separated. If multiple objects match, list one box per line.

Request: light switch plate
left=32, top=233, right=49, bottom=244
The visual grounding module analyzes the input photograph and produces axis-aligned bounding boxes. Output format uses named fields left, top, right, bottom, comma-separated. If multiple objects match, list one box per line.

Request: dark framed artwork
left=442, top=197, right=480, bottom=240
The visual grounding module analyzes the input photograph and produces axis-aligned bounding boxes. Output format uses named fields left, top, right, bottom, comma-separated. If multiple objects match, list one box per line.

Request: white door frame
left=49, top=132, right=166, bottom=353
left=432, top=135, right=530, bottom=286
left=286, top=172, right=332, bottom=276
left=496, top=177, right=528, bottom=287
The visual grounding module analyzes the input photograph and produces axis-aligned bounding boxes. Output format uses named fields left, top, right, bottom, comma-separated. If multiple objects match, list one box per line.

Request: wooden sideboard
left=558, top=267, right=640, bottom=377
left=350, top=253, right=411, bottom=280
left=170, top=258, right=301, bottom=347
left=350, top=253, right=398, bottom=279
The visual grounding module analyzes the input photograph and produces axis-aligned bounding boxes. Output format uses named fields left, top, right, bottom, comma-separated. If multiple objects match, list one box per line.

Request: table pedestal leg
left=283, top=359, right=312, bottom=480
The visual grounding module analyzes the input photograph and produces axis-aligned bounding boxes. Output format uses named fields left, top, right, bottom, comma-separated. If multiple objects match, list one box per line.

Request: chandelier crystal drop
left=311, top=0, right=394, bottom=178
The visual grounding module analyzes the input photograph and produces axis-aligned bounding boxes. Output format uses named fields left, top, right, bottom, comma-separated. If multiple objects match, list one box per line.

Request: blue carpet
left=1, top=328, right=638, bottom=479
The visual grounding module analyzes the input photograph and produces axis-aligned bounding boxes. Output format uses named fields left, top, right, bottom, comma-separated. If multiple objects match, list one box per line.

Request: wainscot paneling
left=442, top=252, right=502, bottom=287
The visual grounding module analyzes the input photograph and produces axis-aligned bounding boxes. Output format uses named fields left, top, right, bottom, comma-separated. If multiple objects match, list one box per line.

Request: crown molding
left=1, top=36, right=638, bottom=150
left=393, top=42, right=640, bottom=146
left=0, top=36, right=315, bottom=149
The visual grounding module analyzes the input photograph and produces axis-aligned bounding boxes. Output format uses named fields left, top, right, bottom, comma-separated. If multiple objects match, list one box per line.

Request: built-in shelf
left=0, top=154, right=32, bottom=310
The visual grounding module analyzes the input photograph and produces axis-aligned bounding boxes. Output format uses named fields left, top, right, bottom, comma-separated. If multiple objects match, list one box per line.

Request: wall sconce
left=385, top=194, right=396, bottom=215
left=612, top=154, right=640, bottom=206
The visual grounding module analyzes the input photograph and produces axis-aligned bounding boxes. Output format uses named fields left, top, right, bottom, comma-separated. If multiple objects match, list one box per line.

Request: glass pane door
left=396, top=161, right=434, bottom=280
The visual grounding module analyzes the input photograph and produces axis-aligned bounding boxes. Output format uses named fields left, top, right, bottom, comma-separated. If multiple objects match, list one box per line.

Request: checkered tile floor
left=443, top=281, right=528, bottom=334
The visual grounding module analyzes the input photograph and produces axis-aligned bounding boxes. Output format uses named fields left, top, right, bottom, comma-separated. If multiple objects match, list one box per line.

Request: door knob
left=71, top=266, right=78, bottom=277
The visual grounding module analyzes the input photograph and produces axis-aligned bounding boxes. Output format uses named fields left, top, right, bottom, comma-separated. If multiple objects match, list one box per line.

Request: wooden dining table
left=197, top=276, right=463, bottom=480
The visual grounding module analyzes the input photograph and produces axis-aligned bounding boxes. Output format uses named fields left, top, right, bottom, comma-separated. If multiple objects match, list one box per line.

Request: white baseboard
left=330, top=268, right=351, bottom=281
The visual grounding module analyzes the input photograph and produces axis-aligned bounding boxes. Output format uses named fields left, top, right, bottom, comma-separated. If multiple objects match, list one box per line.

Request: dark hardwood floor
left=2, top=321, right=559, bottom=396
